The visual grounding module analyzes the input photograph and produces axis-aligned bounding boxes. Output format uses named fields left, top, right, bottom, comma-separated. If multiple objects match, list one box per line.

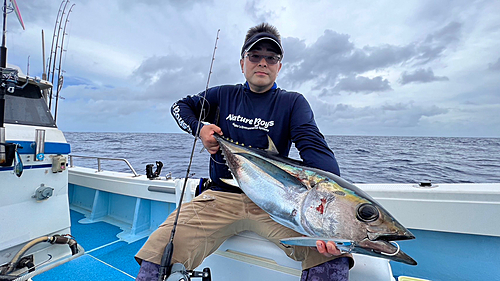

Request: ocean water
left=65, top=132, right=500, bottom=184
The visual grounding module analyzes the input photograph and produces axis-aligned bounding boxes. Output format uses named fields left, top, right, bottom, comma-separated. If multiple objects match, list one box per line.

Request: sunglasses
left=245, top=53, right=281, bottom=65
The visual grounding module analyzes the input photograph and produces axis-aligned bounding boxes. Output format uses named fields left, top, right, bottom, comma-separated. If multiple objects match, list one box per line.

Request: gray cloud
left=456, top=83, right=500, bottom=105
left=63, top=76, right=95, bottom=88
left=413, top=0, right=489, bottom=29
left=132, top=54, right=240, bottom=101
left=313, top=101, right=449, bottom=135
left=415, top=21, right=461, bottom=65
left=118, top=0, right=213, bottom=10
left=244, top=0, right=280, bottom=23
left=320, top=75, right=392, bottom=96
left=279, top=22, right=461, bottom=93
left=280, top=30, right=353, bottom=88
left=132, top=55, right=210, bottom=100
left=15, top=1, right=55, bottom=28
left=488, top=58, right=500, bottom=71
left=399, top=68, right=449, bottom=85
left=64, top=84, right=140, bottom=102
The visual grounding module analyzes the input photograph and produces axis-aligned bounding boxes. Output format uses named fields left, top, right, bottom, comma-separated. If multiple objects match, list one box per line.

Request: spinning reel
left=164, top=263, right=211, bottom=281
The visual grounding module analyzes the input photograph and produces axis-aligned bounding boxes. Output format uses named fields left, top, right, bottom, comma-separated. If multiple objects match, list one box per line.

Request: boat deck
left=33, top=210, right=144, bottom=280
left=31, top=178, right=500, bottom=281
left=30, top=207, right=500, bottom=281
left=30, top=209, right=392, bottom=281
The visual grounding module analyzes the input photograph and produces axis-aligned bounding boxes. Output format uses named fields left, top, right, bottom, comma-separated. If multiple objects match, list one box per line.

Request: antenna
left=42, top=30, right=46, bottom=80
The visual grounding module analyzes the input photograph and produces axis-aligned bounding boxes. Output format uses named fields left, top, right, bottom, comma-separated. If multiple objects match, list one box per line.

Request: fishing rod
left=48, top=0, right=69, bottom=110
left=46, top=0, right=66, bottom=79
left=158, top=29, right=220, bottom=281
left=54, top=3, right=75, bottom=123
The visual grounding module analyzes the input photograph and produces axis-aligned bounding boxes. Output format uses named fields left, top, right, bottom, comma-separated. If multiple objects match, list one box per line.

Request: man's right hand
left=200, top=124, right=223, bottom=154
left=316, top=240, right=342, bottom=257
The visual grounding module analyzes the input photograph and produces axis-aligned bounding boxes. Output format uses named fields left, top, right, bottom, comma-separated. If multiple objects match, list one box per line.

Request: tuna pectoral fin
left=269, top=215, right=306, bottom=234
left=280, top=237, right=354, bottom=253
left=220, top=178, right=239, bottom=187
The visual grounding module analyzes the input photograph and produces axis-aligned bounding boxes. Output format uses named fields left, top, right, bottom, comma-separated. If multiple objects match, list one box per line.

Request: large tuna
left=214, top=134, right=417, bottom=265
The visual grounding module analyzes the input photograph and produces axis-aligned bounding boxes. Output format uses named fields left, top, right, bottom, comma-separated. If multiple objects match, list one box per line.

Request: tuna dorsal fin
left=266, top=135, right=279, bottom=154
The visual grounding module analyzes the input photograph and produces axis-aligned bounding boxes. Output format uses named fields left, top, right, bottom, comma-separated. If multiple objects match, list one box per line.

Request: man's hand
left=200, top=124, right=223, bottom=154
left=316, top=240, right=342, bottom=257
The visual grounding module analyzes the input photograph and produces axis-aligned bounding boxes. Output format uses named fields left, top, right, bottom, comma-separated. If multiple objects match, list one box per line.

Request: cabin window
left=4, top=83, right=56, bottom=127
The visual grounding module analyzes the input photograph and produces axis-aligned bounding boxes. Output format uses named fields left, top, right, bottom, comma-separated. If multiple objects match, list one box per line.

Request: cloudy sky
left=7, top=0, right=500, bottom=137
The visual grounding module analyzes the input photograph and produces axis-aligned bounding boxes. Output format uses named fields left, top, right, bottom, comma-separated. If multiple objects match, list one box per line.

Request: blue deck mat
left=33, top=254, right=135, bottom=281
left=33, top=210, right=146, bottom=280
left=69, top=210, right=123, bottom=251
left=89, top=238, right=146, bottom=277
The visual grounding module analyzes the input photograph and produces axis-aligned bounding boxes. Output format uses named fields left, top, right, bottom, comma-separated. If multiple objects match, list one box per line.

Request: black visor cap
left=241, top=32, right=283, bottom=57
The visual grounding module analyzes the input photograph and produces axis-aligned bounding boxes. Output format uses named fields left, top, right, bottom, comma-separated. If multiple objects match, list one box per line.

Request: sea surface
left=65, top=132, right=500, bottom=184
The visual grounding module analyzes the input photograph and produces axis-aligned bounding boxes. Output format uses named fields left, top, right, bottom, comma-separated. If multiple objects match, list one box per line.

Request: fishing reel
left=146, top=161, right=163, bottom=179
left=164, top=263, right=211, bottom=281
left=0, top=68, right=28, bottom=95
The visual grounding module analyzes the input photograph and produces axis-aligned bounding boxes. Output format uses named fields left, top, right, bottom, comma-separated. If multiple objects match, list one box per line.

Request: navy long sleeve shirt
left=171, top=83, right=340, bottom=193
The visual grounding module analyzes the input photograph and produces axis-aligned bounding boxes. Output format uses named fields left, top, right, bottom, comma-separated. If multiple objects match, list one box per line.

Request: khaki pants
left=135, top=190, right=352, bottom=270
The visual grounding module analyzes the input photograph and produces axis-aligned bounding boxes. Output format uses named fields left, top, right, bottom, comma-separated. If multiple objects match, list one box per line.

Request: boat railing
left=68, top=155, right=140, bottom=177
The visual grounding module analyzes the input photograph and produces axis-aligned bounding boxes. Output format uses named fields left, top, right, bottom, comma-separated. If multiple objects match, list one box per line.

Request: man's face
left=240, top=42, right=282, bottom=93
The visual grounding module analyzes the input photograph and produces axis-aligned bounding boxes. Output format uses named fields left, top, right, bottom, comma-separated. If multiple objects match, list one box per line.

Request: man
left=135, top=23, right=353, bottom=281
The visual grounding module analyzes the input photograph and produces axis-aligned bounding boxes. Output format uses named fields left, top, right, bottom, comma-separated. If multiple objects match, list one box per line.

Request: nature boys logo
left=225, top=114, right=274, bottom=132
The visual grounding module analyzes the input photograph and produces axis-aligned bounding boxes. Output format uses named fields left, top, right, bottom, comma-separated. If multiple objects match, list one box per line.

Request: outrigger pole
left=157, top=29, right=220, bottom=281
left=0, top=0, right=7, bottom=137
left=1, top=0, right=25, bottom=124
left=1, top=0, right=8, bottom=69
left=1, top=0, right=24, bottom=68
left=1, top=0, right=25, bottom=164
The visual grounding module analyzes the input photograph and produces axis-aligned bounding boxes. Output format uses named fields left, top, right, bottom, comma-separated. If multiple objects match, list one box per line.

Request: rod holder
left=0, top=127, right=5, bottom=164
left=35, top=129, right=45, bottom=161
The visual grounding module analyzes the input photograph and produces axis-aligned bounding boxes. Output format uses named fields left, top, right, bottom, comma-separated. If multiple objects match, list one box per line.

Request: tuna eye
left=356, top=204, right=379, bottom=222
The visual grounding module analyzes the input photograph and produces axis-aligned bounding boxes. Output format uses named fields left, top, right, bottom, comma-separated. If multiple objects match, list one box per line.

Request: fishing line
left=158, top=29, right=220, bottom=281
left=209, top=154, right=226, bottom=165
left=197, top=96, right=211, bottom=122
left=381, top=242, right=400, bottom=256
